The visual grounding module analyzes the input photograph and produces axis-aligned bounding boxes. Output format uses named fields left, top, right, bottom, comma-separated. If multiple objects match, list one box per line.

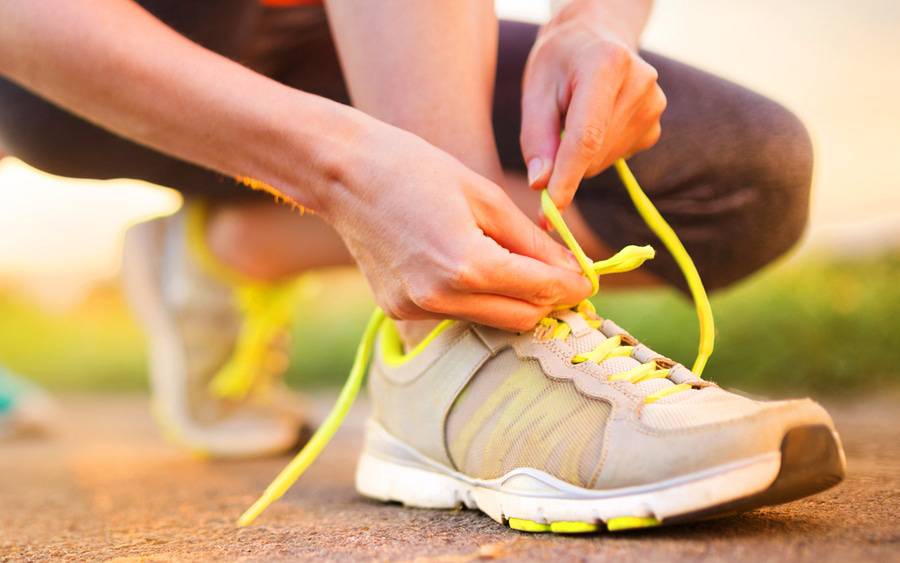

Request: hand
left=520, top=6, right=666, bottom=211
left=318, top=121, right=593, bottom=332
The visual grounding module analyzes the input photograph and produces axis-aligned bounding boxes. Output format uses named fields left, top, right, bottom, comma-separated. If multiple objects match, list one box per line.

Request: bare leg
left=205, top=202, right=353, bottom=282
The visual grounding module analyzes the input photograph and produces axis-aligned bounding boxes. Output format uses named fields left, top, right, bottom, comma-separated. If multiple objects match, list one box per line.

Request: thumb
left=520, top=81, right=562, bottom=191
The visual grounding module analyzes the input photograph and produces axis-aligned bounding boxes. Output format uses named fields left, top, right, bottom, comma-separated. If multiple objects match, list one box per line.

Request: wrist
left=548, top=0, right=648, bottom=50
left=232, top=87, right=374, bottom=220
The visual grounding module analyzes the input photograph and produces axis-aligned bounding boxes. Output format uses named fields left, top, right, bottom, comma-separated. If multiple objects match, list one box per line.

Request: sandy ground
left=1, top=394, right=898, bottom=562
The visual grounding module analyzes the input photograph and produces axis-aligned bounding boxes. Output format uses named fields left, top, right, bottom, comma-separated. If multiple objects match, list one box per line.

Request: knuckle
left=480, top=185, right=507, bottom=210
left=577, top=123, right=606, bottom=154
left=638, top=125, right=662, bottom=150
left=409, top=283, right=446, bottom=313
left=448, top=253, right=484, bottom=291
left=533, top=279, right=563, bottom=305
left=655, top=88, right=668, bottom=114
left=638, top=59, right=659, bottom=84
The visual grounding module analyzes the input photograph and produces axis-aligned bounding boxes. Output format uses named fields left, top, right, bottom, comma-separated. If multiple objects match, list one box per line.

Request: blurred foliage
left=0, top=284, right=146, bottom=390
left=0, top=253, right=898, bottom=396
left=593, top=253, right=900, bottom=395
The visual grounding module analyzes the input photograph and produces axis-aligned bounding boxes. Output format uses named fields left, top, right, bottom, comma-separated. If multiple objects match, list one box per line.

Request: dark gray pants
left=0, top=1, right=813, bottom=292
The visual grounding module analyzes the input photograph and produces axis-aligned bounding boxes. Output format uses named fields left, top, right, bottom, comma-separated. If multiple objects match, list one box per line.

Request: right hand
left=317, top=122, right=593, bottom=332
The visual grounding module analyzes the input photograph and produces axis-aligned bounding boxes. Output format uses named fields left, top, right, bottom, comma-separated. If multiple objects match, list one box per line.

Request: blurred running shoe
left=123, top=203, right=308, bottom=458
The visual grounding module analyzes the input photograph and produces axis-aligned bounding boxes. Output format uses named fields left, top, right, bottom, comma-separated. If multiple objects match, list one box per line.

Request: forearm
left=324, top=0, right=503, bottom=182
left=550, top=0, right=653, bottom=49
left=0, top=0, right=363, bottom=211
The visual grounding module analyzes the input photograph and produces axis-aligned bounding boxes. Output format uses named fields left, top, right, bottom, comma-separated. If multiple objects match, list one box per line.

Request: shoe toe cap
left=592, top=395, right=839, bottom=490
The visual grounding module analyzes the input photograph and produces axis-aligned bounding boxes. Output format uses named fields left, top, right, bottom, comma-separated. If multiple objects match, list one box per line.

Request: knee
left=750, top=102, right=813, bottom=237
left=746, top=100, right=814, bottom=251
left=688, top=101, right=814, bottom=292
left=712, top=101, right=813, bottom=289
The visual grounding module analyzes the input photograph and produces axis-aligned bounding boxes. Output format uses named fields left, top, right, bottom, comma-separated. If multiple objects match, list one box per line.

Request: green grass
left=0, top=254, right=898, bottom=396
left=593, top=253, right=900, bottom=394
left=0, top=287, right=146, bottom=391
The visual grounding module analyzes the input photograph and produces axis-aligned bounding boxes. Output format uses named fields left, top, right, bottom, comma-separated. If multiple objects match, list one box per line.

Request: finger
left=520, top=73, right=562, bottom=190
left=584, top=79, right=665, bottom=177
left=456, top=238, right=592, bottom=306
left=632, top=121, right=662, bottom=153
left=485, top=247, right=593, bottom=306
left=546, top=64, right=625, bottom=211
left=426, top=292, right=553, bottom=332
left=588, top=88, right=665, bottom=175
left=468, top=182, right=581, bottom=273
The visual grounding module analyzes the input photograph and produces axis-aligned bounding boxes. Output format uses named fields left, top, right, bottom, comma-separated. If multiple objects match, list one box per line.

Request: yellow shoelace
left=237, top=158, right=714, bottom=526
left=186, top=203, right=301, bottom=402
left=208, top=282, right=300, bottom=401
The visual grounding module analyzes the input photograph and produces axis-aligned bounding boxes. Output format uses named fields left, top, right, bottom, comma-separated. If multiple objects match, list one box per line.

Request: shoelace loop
left=538, top=188, right=708, bottom=403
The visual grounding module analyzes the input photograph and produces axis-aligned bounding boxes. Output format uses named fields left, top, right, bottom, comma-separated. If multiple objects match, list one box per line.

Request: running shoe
left=123, top=203, right=308, bottom=458
left=239, top=160, right=844, bottom=531
left=0, top=365, right=55, bottom=440
left=353, top=306, right=844, bottom=532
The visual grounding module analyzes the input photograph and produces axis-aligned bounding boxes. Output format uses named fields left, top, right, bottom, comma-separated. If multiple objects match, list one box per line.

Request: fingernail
left=566, top=251, right=582, bottom=272
left=526, top=158, right=545, bottom=188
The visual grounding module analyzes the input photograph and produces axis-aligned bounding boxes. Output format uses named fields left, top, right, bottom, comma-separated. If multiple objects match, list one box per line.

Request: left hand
left=520, top=10, right=666, bottom=211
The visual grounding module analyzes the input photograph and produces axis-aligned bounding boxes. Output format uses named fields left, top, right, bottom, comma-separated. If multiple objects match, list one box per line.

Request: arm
left=0, top=0, right=345, bottom=212
left=0, top=0, right=589, bottom=330
left=522, top=0, right=665, bottom=210
left=324, top=0, right=590, bottom=325
left=324, top=0, right=503, bottom=183
left=550, top=0, right=652, bottom=49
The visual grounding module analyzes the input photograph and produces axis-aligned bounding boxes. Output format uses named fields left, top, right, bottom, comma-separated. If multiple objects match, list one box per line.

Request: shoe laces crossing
left=237, top=159, right=715, bottom=526
left=186, top=203, right=301, bottom=402
left=207, top=281, right=300, bottom=401
left=538, top=302, right=691, bottom=405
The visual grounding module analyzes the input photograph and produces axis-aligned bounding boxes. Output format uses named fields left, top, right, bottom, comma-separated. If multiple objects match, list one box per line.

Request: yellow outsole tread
left=507, top=516, right=661, bottom=534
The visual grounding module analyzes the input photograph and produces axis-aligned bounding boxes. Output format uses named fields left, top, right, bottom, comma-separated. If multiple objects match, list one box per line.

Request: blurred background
left=0, top=0, right=898, bottom=397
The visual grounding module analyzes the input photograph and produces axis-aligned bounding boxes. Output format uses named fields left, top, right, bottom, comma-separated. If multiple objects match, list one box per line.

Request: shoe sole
left=356, top=421, right=845, bottom=533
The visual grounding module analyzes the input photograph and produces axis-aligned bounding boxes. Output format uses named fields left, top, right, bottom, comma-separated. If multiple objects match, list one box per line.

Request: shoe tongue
left=551, top=309, right=593, bottom=337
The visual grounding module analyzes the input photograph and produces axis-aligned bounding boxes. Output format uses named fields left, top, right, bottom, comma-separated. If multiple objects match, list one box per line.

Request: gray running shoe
left=123, top=203, right=307, bottom=458
left=355, top=307, right=845, bottom=532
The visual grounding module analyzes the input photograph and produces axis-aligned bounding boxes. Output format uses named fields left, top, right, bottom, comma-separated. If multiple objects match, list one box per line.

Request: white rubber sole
left=355, top=421, right=784, bottom=533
